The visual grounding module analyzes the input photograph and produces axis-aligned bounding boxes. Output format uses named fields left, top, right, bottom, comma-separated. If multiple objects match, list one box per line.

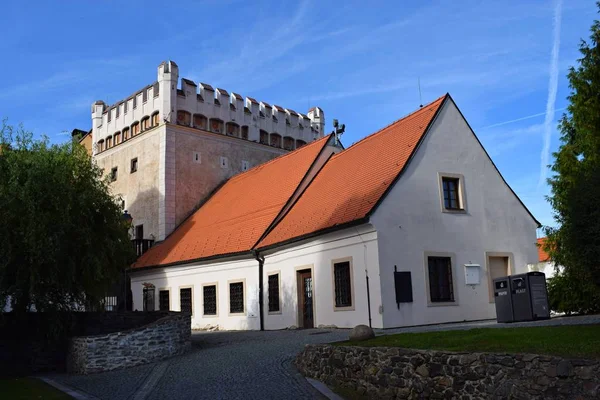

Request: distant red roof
left=537, top=238, right=551, bottom=262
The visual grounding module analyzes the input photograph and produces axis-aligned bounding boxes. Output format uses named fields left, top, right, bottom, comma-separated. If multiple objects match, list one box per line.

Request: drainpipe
left=253, top=250, right=265, bottom=331
left=355, top=228, right=372, bottom=328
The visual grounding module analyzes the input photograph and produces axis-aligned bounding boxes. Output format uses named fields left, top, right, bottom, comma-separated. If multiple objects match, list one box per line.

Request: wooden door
left=298, top=270, right=314, bottom=328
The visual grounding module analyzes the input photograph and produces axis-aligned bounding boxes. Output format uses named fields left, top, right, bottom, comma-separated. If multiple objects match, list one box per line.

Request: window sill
left=202, top=314, right=219, bottom=318
left=333, top=306, right=355, bottom=312
left=268, top=311, right=282, bottom=315
left=228, top=312, right=246, bottom=316
left=442, top=208, right=467, bottom=214
left=427, top=301, right=459, bottom=307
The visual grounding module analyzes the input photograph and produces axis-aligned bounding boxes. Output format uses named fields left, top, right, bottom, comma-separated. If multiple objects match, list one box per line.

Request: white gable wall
left=371, top=99, right=539, bottom=328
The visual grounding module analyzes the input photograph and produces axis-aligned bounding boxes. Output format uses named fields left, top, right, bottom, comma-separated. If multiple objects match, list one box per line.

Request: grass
left=0, top=378, right=72, bottom=399
left=337, top=324, right=600, bottom=359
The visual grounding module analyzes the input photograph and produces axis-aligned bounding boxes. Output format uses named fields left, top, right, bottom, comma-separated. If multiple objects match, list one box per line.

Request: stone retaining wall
left=67, top=313, right=191, bottom=374
left=295, top=344, right=600, bottom=399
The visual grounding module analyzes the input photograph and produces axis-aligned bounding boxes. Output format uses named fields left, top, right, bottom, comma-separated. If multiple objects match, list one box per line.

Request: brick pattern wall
left=67, top=313, right=190, bottom=374
left=295, top=345, right=600, bottom=399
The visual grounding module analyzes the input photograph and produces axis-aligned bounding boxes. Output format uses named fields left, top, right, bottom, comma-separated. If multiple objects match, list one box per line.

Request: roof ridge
left=227, top=134, right=332, bottom=182
left=336, top=94, right=447, bottom=156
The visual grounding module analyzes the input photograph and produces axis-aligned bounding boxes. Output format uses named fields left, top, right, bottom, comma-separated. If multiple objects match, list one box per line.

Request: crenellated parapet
left=91, top=60, right=325, bottom=155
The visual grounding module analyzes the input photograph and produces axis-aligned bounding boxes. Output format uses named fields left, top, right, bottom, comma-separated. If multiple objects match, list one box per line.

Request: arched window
left=270, top=133, right=281, bottom=148
left=122, top=127, right=130, bottom=141
left=151, top=111, right=160, bottom=127
left=209, top=118, right=224, bottom=134
left=106, top=136, right=113, bottom=149
left=259, top=130, right=269, bottom=144
left=241, top=126, right=249, bottom=140
left=141, top=116, right=150, bottom=131
left=131, top=122, right=140, bottom=136
left=114, top=131, right=121, bottom=145
left=97, top=139, right=104, bottom=152
left=176, top=110, right=191, bottom=126
left=296, top=139, right=307, bottom=148
left=226, top=122, right=240, bottom=137
left=283, top=136, right=294, bottom=150
left=193, top=114, right=207, bottom=130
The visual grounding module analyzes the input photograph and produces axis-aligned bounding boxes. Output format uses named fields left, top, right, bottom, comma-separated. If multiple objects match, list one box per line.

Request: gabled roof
left=133, top=135, right=332, bottom=269
left=257, top=95, right=447, bottom=248
left=537, top=238, right=551, bottom=262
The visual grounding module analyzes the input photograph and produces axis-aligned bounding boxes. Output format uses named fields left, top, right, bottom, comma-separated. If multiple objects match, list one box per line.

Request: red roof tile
left=133, top=136, right=331, bottom=269
left=257, top=95, right=447, bottom=248
left=537, top=237, right=551, bottom=262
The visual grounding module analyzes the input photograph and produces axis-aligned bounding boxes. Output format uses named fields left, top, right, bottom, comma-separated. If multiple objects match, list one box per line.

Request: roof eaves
left=130, top=250, right=255, bottom=272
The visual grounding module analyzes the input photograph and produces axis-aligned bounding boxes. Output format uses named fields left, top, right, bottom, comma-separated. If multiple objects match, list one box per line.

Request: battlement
left=91, top=61, right=325, bottom=156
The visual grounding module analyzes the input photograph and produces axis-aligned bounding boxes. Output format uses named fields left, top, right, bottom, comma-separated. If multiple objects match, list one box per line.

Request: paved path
left=46, top=329, right=349, bottom=400
left=45, top=314, right=600, bottom=400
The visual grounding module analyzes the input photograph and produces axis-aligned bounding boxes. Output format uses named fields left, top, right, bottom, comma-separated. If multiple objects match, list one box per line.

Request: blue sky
left=0, top=0, right=596, bottom=229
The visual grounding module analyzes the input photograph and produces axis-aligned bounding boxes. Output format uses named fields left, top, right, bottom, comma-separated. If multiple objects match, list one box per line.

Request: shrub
left=547, top=271, right=600, bottom=315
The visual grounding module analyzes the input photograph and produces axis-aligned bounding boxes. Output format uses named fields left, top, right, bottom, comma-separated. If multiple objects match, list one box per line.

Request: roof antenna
left=332, top=119, right=345, bottom=146
left=418, top=77, right=423, bottom=108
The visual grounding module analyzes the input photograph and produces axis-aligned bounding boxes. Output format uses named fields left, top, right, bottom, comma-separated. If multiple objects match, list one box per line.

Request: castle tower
left=307, top=106, right=325, bottom=137
left=157, top=60, right=179, bottom=123
left=91, top=100, right=106, bottom=154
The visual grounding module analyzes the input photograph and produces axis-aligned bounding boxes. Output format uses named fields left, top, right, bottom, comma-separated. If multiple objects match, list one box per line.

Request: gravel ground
left=44, top=313, right=600, bottom=400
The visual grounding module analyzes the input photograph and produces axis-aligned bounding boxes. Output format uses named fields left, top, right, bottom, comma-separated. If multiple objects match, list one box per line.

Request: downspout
left=253, top=250, right=265, bottom=331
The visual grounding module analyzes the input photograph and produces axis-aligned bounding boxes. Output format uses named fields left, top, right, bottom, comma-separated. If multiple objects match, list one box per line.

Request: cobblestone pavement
left=45, top=313, right=600, bottom=400
left=46, top=329, right=349, bottom=400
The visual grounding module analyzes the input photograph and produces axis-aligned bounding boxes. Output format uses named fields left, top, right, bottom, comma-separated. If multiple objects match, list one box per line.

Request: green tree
left=545, top=5, right=600, bottom=293
left=0, top=120, right=135, bottom=314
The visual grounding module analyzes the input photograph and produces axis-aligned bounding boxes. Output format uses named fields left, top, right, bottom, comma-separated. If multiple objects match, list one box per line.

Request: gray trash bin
left=493, top=276, right=514, bottom=323
left=510, top=272, right=550, bottom=322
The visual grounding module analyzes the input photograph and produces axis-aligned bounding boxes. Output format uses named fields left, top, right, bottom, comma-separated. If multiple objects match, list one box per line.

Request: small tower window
left=110, top=167, right=118, bottom=182
left=242, top=160, right=249, bottom=171
left=193, top=151, right=201, bottom=164
left=220, top=156, right=229, bottom=169
left=130, top=158, right=138, bottom=173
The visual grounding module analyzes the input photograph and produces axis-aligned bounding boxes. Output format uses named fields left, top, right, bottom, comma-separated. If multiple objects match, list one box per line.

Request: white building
left=129, top=94, right=540, bottom=330
left=90, top=61, right=326, bottom=243
left=528, top=238, right=560, bottom=279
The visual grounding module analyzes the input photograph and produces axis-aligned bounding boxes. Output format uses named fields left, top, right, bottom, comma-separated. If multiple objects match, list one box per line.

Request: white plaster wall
left=529, top=261, right=561, bottom=279
left=371, top=99, right=539, bottom=329
left=130, top=258, right=261, bottom=331
left=263, top=224, right=384, bottom=330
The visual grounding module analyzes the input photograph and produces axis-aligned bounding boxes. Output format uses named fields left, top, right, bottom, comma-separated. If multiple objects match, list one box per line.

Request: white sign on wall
left=464, top=264, right=481, bottom=285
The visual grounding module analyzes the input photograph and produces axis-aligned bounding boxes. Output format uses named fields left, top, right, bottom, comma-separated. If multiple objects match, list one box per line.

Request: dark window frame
left=333, top=261, right=352, bottom=308
left=143, top=285, right=155, bottom=311
left=428, top=256, right=455, bottom=303
left=442, top=177, right=461, bottom=210
left=159, top=289, right=170, bottom=311
left=110, top=167, right=118, bottom=182
left=229, top=281, right=244, bottom=314
left=130, top=157, right=138, bottom=173
left=268, top=273, right=280, bottom=313
left=180, top=287, right=193, bottom=315
left=203, top=285, right=217, bottom=316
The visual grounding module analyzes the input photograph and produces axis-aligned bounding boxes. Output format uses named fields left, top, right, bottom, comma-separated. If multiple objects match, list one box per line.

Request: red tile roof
left=257, top=95, right=447, bottom=248
left=537, top=238, right=551, bottom=262
left=133, top=136, right=331, bottom=269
